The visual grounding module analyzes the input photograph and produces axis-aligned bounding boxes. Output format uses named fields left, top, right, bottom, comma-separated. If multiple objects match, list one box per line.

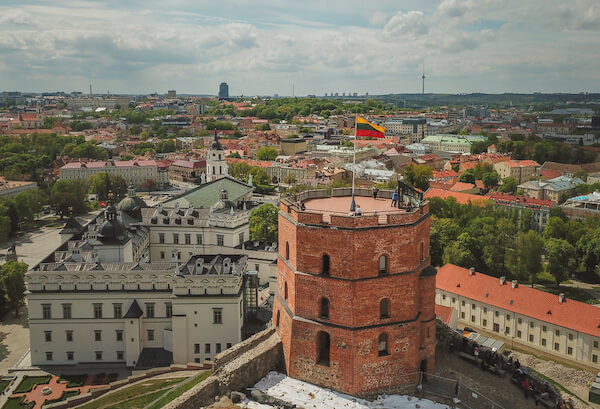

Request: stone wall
left=164, top=327, right=283, bottom=409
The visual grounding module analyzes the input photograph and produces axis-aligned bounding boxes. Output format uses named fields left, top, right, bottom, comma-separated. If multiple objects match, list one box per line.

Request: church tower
left=274, top=186, right=436, bottom=396
left=207, top=131, right=226, bottom=182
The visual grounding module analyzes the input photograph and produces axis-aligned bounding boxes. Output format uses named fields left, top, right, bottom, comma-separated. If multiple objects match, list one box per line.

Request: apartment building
left=59, top=160, right=169, bottom=189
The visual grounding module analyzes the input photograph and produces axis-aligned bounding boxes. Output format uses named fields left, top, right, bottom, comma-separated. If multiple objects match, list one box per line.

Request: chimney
left=469, top=267, right=475, bottom=276
left=559, top=293, right=565, bottom=303
left=500, top=276, right=506, bottom=285
left=512, top=280, right=518, bottom=288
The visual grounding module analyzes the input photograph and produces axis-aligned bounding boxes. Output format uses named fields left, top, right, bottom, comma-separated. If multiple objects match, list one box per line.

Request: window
left=276, top=310, right=280, bottom=327
left=173, top=233, right=179, bottom=244
left=159, top=233, right=165, bottom=244
left=461, top=301, right=465, bottom=307
left=185, top=234, right=191, bottom=244
left=442, top=294, right=446, bottom=300
left=113, top=303, right=122, bottom=318
left=554, top=343, right=560, bottom=351
left=378, top=333, right=389, bottom=357
left=194, top=344, right=200, bottom=353
left=518, top=318, right=522, bottom=324
left=94, top=330, right=102, bottom=341
left=146, top=303, right=155, bottom=318
left=506, top=314, right=510, bottom=321
left=471, top=316, right=475, bottom=323
left=378, top=255, right=388, bottom=275
left=117, top=351, right=124, bottom=360
left=530, top=321, right=535, bottom=329
left=529, top=334, right=534, bottom=342
left=493, top=323, right=499, bottom=332
left=567, top=347, right=573, bottom=355
left=217, top=234, right=224, bottom=246
left=67, top=352, right=74, bottom=361
left=116, top=330, right=123, bottom=341
left=95, top=351, right=103, bottom=361
left=555, top=329, right=560, bottom=336
left=285, top=242, right=289, bottom=260
left=66, top=330, right=73, bottom=342
left=505, top=327, right=510, bottom=334
left=284, top=282, right=288, bottom=300
left=594, top=341, right=599, bottom=349
left=93, top=303, right=103, bottom=319
left=542, top=325, right=547, bottom=332
left=541, top=338, right=547, bottom=347
left=482, top=319, right=487, bottom=327
left=42, top=304, right=51, bottom=319
left=495, top=311, right=499, bottom=317
left=160, top=251, right=165, bottom=259
left=472, top=304, right=476, bottom=309
left=380, top=299, right=390, bottom=319
left=483, top=307, right=487, bottom=313
left=205, top=343, right=211, bottom=354
left=62, top=304, right=72, bottom=319
left=166, top=303, right=172, bottom=318
left=594, top=355, right=598, bottom=363
left=317, top=331, right=330, bottom=366
left=517, top=330, right=522, bottom=338
left=321, top=254, right=330, bottom=276
left=213, top=308, right=223, bottom=324
left=420, top=242, right=424, bottom=261
left=147, top=330, right=154, bottom=341
left=452, top=297, right=456, bottom=304
left=216, top=343, right=222, bottom=353
left=46, top=352, right=53, bottom=361
left=569, top=333, right=574, bottom=341
left=196, top=234, right=203, bottom=245
left=461, top=312, right=465, bottom=319
left=227, top=343, right=232, bottom=349
left=239, top=232, right=244, bottom=245
left=320, top=297, right=329, bottom=319
left=45, top=331, right=52, bottom=342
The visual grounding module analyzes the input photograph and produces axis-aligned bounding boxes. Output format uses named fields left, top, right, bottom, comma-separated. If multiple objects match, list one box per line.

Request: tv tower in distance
left=421, top=63, right=425, bottom=95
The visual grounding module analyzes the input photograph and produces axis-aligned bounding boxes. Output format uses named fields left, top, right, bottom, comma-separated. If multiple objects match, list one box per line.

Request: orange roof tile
left=424, top=188, right=490, bottom=206
left=450, top=182, right=476, bottom=192
left=437, top=264, right=600, bottom=338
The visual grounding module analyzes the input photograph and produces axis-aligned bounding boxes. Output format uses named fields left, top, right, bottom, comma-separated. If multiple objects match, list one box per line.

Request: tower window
left=380, top=298, right=390, bottom=319
left=285, top=242, right=289, bottom=260
left=284, top=282, right=288, bottom=300
left=276, top=310, right=280, bottom=327
left=379, top=255, right=388, bottom=275
left=320, top=297, right=329, bottom=319
left=321, top=254, right=330, bottom=276
left=317, top=331, right=330, bottom=366
left=420, top=242, right=424, bottom=262
left=378, top=333, right=390, bottom=357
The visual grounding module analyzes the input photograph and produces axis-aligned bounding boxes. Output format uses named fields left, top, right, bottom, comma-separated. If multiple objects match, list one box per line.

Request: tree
left=228, top=152, right=241, bottom=158
left=249, top=203, right=278, bottom=243
left=7, top=203, right=19, bottom=237
left=0, top=261, right=27, bottom=317
left=88, top=173, right=127, bottom=201
left=140, top=179, right=158, bottom=191
left=458, top=171, right=475, bottom=184
left=403, top=164, right=433, bottom=191
left=283, top=174, right=297, bottom=185
left=510, top=230, right=543, bottom=286
left=442, top=232, right=476, bottom=268
left=545, top=238, right=576, bottom=287
left=543, top=217, right=565, bottom=241
left=257, top=147, right=278, bottom=161
left=430, top=218, right=460, bottom=266
left=50, top=180, right=88, bottom=216
left=481, top=172, right=499, bottom=189
left=498, top=176, right=518, bottom=194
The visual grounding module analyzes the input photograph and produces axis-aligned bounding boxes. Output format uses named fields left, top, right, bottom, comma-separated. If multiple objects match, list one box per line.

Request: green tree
left=0, top=261, right=28, bottom=317
left=481, top=172, right=499, bottom=189
left=228, top=152, right=241, bottom=158
left=510, top=230, right=543, bottom=286
left=257, top=147, right=278, bottom=161
left=403, top=164, right=433, bottom=191
left=88, top=173, right=127, bottom=201
left=442, top=232, right=476, bottom=268
left=50, top=180, right=88, bottom=216
left=249, top=203, right=278, bottom=243
left=7, top=203, right=18, bottom=237
left=458, top=171, right=475, bottom=184
left=497, top=176, right=518, bottom=194
left=543, top=216, right=565, bottom=241
left=430, top=218, right=460, bottom=266
left=545, top=238, right=576, bottom=287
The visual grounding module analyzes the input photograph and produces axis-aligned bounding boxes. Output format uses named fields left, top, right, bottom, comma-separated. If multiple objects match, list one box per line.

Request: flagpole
left=350, top=113, right=357, bottom=212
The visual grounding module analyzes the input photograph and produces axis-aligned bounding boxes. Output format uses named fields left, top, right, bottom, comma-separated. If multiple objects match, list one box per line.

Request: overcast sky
left=1, top=0, right=599, bottom=96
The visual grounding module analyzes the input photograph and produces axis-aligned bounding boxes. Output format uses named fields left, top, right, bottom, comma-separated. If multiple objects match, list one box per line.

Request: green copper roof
left=163, top=176, right=253, bottom=208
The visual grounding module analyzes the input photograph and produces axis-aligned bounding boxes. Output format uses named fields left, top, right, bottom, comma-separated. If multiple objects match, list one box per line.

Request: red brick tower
left=273, top=188, right=436, bottom=396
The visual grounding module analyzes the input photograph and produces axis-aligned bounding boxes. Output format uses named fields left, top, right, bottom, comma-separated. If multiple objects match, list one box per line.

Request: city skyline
left=1, top=0, right=600, bottom=95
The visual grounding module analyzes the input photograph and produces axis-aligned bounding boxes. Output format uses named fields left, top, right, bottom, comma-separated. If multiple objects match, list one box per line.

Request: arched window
left=212, top=166, right=215, bottom=174
left=276, top=310, right=280, bottom=327
left=380, top=298, right=390, bottom=319
left=284, top=282, right=288, bottom=300
left=320, top=297, right=329, bottom=319
left=379, top=255, right=388, bottom=275
left=420, top=242, right=424, bottom=262
left=378, top=333, right=389, bottom=357
left=321, top=254, right=330, bottom=276
left=285, top=242, right=290, bottom=260
left=317, top=331, right=330, bottom=366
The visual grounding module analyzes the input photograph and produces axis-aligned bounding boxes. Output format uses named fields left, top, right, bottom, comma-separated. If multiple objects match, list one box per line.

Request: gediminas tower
left=273, top=186, right=436, bottom=396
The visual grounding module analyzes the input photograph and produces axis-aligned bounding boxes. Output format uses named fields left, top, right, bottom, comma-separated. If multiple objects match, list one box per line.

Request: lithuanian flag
left=356, top=116, right=385, bottom=138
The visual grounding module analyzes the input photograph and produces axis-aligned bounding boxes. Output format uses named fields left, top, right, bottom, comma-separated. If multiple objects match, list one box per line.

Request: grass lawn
left=536, top=284, right=600, bottom=304
left=43, top=390, right=80, bottom=406
left=1, top=397, right=34, bottom=409
left=59, top=374, right=87, bottom=388
left=0, top=379, right=12, bottom=394
left=146, top=371, right=211, bottom=409
left=105, top=390, right=165, bottom=409
left=13, top=375, right=52, bottom=394
left=76, top=377, right=185, bottom=409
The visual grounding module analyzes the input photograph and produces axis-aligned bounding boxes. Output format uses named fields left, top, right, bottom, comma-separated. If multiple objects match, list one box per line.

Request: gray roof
left=163, top=176, right=253, bottom=208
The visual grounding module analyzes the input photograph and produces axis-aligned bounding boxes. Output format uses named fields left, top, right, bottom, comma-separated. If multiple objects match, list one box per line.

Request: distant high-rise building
left=219, top=82, right=229, bottom=99
left=167, top=90, right=176, bottom=98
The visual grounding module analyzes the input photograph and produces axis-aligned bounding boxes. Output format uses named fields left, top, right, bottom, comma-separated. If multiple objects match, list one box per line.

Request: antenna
left=292, top=83, right=295, bottom=98
left=421, top=63, right=425, bottom=95
left=89, top=84, right=93, bottom=98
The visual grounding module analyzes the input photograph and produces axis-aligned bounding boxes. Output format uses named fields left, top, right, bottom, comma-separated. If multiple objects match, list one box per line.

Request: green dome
left=116, top=195, right=147, bottom=213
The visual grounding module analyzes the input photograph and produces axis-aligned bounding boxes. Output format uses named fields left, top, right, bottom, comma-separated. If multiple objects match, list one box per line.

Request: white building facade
left=59, top=160, right=169, bottom=189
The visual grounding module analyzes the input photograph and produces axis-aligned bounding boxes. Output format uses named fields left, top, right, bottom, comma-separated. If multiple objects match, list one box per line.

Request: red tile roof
left=437, top=264, right=600, bottom=338
left=424, top=188, right=490, bottom=206
left=171, top=159, right=206, bottom=168
left=486, top=192, right=554, bottom=209
left=435, top=304, right=454, bottom=325
left=539, top=169, right=563, bottom=179
left=450, top=182, right=476, bottom=192
left=432, top=170, right=458, bottom=179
